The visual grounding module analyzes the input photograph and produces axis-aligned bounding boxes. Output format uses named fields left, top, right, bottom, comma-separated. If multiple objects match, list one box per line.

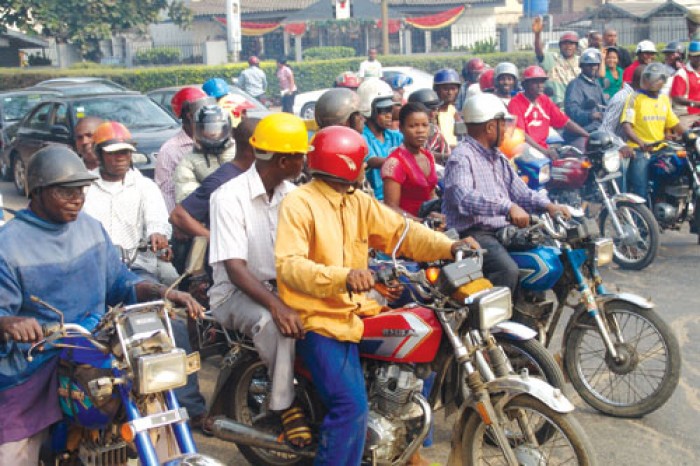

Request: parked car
left=2, top=92, right=180, bottom=195
left=147, top=84, right=270, bottom=120
left=28, top=77, right=129, bottom=95
left=293, top=66, right=434, bottom=120
left=0, top=89, right=60, bottom=177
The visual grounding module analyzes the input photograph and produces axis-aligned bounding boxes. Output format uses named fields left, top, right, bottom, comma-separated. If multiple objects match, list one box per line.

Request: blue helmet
left=202, top=78, right=230, bottom=99
left=433, top=68, right=460, bottom=87
left=689, top=41, right=700, bottom=56
left=388, top=73, right=413, bottom=90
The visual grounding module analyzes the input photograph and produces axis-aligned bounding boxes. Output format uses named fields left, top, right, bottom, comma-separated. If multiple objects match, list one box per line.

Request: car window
left=53, top=104, right=69, bottom=128
left=27, top=103, right=53, bottom=130
left=2, top=94, right=49, bottom=123
left=71, top=95, right=178, bottom=130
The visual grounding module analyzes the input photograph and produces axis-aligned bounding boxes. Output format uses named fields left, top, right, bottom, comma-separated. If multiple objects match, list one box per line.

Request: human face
left=603, top=30, right=617, bottom=46
left=400, top=111, right=430, bottom=151
left=435, top=83, right=459, bottom=106
left=581, top=63, right=599, bottom=80
left=373, top=105, right=394, bottom=130
left=523, top=79, right=546, bottom=99
left=279, top=153, right=305, bottom=180
left=369, top=49, right=377, bottom=61
left=100, top=149, right=132, bottom=181
left=486, top=118, right=506, bottom=149
left=496, top=75, right=516, bottom=96
left=664, top=52, right=679, bottom=66
left=33, top=185, right=86, bottom=223
left=690, top=55, right=700, bottom=71
left=347, top=112, right=366, bottom=133
left=605, top=50, right=619, bottom=69
left=589, top=33, right=602, bottom=49
left=74, top=120, right=100, bottom=158
left=559, top=41, right=577, bottom=59
left=639, top=52, right=656, bottom=65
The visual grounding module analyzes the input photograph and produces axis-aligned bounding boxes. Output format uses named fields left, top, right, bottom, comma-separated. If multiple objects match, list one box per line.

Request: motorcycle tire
left=457, top=394, right=597, bottom=466
left=494, top=335, right=566, bottom=392
left=224, top=351, right=319, bottom=466
left=564, top=301, right=681, bottom=418
left=599, top=201, right=659, bottom=270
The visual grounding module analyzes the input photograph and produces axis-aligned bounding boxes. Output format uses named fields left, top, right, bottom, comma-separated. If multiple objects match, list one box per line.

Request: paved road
left=1, top=180, right=698, bottom=465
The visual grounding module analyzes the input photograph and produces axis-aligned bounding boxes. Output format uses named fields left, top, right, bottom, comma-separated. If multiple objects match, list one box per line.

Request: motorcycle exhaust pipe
left=211, top=416, right=315, bottom=458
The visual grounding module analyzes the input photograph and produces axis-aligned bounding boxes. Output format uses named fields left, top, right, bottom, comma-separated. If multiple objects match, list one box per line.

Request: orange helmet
left=93, top=121, right=135, bottom=154
left=499, top=127, right=526, bottom=159
left=307, top=126, right=368, bottom=183
left=171, top=87, right=207, bottom=118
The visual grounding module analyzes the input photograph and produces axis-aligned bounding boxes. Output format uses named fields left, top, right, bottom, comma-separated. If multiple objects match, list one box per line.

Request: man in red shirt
left=623, top=40, right=657, bottom=83
left=670, top=41, right=700, bottom=127
left=508, top=65, right=588, bottom=159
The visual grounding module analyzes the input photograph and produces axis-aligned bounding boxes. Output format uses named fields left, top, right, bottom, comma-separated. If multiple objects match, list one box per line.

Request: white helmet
left=636, top=40, right=657, bottom=54
left=357, top=78, right=394, bottom=117
left=463, top=93, right=512, bottom=124
left=494, top=62, right=519, bottom=81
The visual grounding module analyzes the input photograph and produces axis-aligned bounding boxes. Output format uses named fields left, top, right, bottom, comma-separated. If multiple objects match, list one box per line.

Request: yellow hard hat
left=249, top=113, right=309, bottom=154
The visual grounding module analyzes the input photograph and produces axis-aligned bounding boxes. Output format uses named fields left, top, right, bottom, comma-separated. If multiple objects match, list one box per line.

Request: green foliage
left=27, top=54, right=51, bottom=66
left=471, top=38, right=498, bottom=54
left=134, top=47, right=181, bottom=66
left=303, top=46, right=356, bottom=61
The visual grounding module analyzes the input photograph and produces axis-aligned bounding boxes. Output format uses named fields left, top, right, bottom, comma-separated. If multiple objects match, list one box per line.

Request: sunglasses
left=50, top=186, right=87, bottom=201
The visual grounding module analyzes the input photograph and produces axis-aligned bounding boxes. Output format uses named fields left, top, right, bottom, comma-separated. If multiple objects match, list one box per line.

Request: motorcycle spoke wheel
left=600, top=203, right=659, bottom=270
left=460, top=395, right=596, bottom=466
left=565, top=302, right=680, bottom=417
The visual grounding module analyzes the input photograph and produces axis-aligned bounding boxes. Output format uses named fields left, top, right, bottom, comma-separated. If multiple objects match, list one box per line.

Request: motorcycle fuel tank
left=548, top=158, right=590, bottom=190
left=510, top=246, right=564, bottom=291
left=359, top=307, right=442, bottom=363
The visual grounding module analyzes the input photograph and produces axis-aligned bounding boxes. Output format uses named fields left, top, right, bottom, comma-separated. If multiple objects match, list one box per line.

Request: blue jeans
left=296, top=332, right=368, bottom=466
left=627, top=150, right=650, bottom=199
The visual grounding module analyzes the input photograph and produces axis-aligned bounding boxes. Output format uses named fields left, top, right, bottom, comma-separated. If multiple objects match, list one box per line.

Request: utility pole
left=381, top=0, right=389, bottom=55
left=225, top=0, right=242, bottom=61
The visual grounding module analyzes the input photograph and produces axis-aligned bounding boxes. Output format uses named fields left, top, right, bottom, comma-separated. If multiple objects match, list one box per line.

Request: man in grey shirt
left=238, top=56, right=267, bottom=100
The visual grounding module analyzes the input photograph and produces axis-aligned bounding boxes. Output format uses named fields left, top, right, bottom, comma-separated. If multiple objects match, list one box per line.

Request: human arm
left=288, top=67, right=296, bottom=91
left=564, top=80, right=600, bottom=126
left=563, top=119, right=589, bottom=138
left=134, top=281, right=203, bottom=319
left=670, top=74, right=699, bottom=109
left=169, top=204, right=210, bottom=238
left=532, top=16, right=545, bottom=61
left=173, top=155, right=198, bottom=203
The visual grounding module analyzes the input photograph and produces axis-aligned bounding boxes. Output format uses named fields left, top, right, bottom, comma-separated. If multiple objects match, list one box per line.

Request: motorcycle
left=20, top=238, right=222, bottom=466
left=207, top=221, right=596, bottom=465
left=515, top=138, right=660, bottom=270
left=644, top=130, right=700, bottom=243
left=505, top=213, right=681, bottom=417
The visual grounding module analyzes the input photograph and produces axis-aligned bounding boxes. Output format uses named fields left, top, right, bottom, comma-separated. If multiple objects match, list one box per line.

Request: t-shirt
left=622, top=60, right=642, bottom=83
left=508, top=92, right=569, bottom=149
left=670, top=64, right=700, bottom=115
left=362, top=125, right=403, bottom=200
left=381, top=146, right=438, bottom=216
left=437, top=104, right=459, bottom=148
left=599, top=66, right=624, bottom=100
left=620, top=91, right=680, bottom=147
left=181, top=162, right=245, bottom=226
left=539, top=51, right=580, bottom=106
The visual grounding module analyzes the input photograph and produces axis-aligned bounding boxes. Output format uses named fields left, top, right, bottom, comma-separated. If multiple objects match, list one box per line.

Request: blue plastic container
left=524, top=0, right=549, bottom=17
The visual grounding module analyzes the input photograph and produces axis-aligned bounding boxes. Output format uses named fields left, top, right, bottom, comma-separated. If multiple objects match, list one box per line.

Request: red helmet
left=479, top=69, right=495, bottom=91
left=559, top=31, right=579, bottom=44
left=467, top=58, right=486, bottom=73
left=521, top=65, right=548, bottom=82
left=248, top=55, right=260, bottom=66
left=335, top=71, right=363, bottom=89
left=171, top=87, right=207, bottom=118
left=307, top=126, right=368, bottom=183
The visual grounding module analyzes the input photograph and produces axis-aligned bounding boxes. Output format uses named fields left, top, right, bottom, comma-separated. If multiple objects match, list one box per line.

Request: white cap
left=101, top=142, right=136, bottom=153
left=463, top=93, right=512, bottom=124
left=636, top=40, right=657, bottom=53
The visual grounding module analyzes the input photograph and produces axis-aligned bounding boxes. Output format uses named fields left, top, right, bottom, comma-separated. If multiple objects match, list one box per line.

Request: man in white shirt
left=209, top=113, right=312, bottom=447
left=359, top=47, right=382, bottom=78
left=238, top=56, right=268, bottom=100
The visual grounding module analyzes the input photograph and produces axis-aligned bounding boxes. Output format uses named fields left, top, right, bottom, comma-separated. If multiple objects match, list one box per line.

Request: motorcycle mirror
left=185, top=236, right=208, bottom=276
left=391, top=217, right=411, bottom=267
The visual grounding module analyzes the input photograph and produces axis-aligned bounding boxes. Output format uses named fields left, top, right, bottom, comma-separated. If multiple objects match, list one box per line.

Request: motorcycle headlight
left=467, top=287, right=512, bottom=331
left=602, top=149, right=621, bottom=173
left=594, top=238, right=614, bottom=267
left=137, top=349, right=187, bottom=394
left=538, top=164, right=551, bottom=184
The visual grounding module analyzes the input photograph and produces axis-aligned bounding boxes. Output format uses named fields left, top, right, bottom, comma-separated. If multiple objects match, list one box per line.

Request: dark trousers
left=281, top=92, right=296, bottom=114
left=627, top=150, right=650, bottom=199
left=460, top=229, right=520, bottom=293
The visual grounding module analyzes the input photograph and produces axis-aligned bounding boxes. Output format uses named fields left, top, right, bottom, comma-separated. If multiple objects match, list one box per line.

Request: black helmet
left=27, top=145, right=97, bottom=194
left=662, top=40, right=686, bottom=56
left=586, top=130, right=614, bottom=153
left=407, top=88, right=441, bottom=110
left=194, top=104, right=232, bottom=152
left=315, top=88, right=361, bottom=128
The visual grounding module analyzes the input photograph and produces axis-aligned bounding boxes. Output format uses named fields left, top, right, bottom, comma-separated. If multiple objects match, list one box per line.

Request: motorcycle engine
left=654, top=202, right=679, bottom=227
left=364, top=364, right=425, bottom=461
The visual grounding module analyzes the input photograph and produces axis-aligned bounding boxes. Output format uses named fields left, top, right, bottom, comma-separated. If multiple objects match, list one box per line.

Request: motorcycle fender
left=611, top=192, right=646, bottom=205
left=597, top=293, right=654, bottom=310
left=485, top=374, right=575, bottom=413
left=491, top=321, right=538, bottom=341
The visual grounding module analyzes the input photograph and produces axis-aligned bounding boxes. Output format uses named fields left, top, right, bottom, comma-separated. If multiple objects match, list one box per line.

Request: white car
left=293, top=66, right=435, bottom=120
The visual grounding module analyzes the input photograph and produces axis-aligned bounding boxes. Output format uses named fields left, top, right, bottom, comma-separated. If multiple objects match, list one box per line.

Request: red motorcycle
left=206, top=223, right=596, bottom=466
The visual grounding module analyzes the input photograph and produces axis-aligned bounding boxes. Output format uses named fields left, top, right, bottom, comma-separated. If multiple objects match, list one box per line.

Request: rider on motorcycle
left=532, top=16, right=580, bottom=107
left=433, top=68, right=462, bottom=148
left=0, top=146, right=201, bottom=466
left=456, top=57, right=487, bottom=111
left=670, top=41, right=700, bottom=128
left=408, top=88, right=450, bottom=164
left=444, top=93, right=570, bottom=292
left=315, top=87, right=365, bottom=133
left=209, top=113, right=313, bottom=448
left=275, top=125, right=478, bottom=466
left=493, top=62, right=519, bottom=106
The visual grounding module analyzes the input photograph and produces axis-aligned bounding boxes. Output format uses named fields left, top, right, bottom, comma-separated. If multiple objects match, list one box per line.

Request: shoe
left=190, top=413, right=214, bottom=437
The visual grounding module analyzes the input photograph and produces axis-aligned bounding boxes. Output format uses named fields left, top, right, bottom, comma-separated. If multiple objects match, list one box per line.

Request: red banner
left=284, top=22, right=307, bottom=36
left=405, top=6, right=466, bottom=30
left=215, top=17, right=281, bottom=36
left=375, top=19, right=402, bottom=35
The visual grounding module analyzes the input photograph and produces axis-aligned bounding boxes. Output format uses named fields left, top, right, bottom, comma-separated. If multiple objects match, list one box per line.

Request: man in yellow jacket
left=275, top=126, right=477, bottom=465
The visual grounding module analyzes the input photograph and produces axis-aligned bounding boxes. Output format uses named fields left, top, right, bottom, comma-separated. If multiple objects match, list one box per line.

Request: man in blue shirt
left=0, top=146, right=201, bottom=465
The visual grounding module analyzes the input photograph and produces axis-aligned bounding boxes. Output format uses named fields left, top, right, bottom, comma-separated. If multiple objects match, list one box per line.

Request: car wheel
left=300, top=102, right=316, bottom=120
left=1, top=157, right=11, bottom=181
left=12, top=155, right=27, bottom=196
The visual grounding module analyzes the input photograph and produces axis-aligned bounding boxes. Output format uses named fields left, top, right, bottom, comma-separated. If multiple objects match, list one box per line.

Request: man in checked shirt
left=443, top=93, right=570, bottom=292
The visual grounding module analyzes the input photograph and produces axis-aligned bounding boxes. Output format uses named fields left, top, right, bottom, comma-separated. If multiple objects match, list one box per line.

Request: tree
left=0, top=0, right=192, bottom=61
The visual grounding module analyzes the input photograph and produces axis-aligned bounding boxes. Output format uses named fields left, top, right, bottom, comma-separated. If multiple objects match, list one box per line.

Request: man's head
left=74, top=116, right=102, bottom=169
left=689, top=42, right=700, bottom=70
left=368, top=48, right=378, bottom=62
left=315, top=88, right=364, bottom=131
left=479, top=69, right=495, bottom=93
left=171, top=87, right=207, bottom=120
left=662, top=41, right=685, bottom=67
left=463, top=58, right=486, bottom=84
left=433, top=68, right=461, bottom=106
left=194, top=105, right=232, bottom=154
left=603, top=27, right=618, bottom=46
left=579, top=48, right=602, bottom=80
left=463, top=93, right=511, bottom=149
left=494, top=62, right=519, bottom=97
left=27, top=145, right=97, bottom=223
left=357, top=78, right=395, bottom=129
left=521, top=65, right=548, bottom=100
left=307, top=125, right=369, bottom=188
left=636, top=40, right=657, bottom=65
left=249, top=113, right=308, bottom=181
left=277, top=57, right=287, bottom=69
left=93, top=121, right=136, bottom=181
left=640, top=62, right=668, bottom=96
left=232, top=117, right=260, bottom=169
left=588, top=31, right=602, bottom=49
left=248, top=56, right=260, bottom=67
left=559, top=31, right=579, bottom=59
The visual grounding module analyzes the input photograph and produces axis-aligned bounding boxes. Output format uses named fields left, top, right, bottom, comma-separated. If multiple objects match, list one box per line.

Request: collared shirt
left=359, top=59, right=382, bottom=78
left=83, top=169, right=171, bottom=275
left=275, top=179, right=454, bottom=343
left=565, top=73, right=606, bottom=132
left=174, top=143, right=236, bottom=203
left=155, top=129, right=194, bottom=213
left=276, top=65, right=297, bottom=93
left=209, top=166, right=296, bottom=308
left=508, top=92, right=569, bottom=149
left=362, top=125, right=403, bottom=201
left=238, top=66, right=267, bottom=97
left=671, top=63, right=700, bottom=115
left=600, top=83, right=634, bottom=139
left=620, top=91, right=680, bottom=147
left=443, top=136, right=550, bottom=232
left=539, top=51, right=580, bottom=105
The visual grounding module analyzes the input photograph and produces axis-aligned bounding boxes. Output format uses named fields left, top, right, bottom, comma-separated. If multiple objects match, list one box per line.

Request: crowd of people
left=2, top=8, right=700, bottom=466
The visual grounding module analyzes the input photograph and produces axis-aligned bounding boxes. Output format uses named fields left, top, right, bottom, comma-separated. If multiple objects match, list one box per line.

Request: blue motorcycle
left=506, top=214, right=680, bottom=417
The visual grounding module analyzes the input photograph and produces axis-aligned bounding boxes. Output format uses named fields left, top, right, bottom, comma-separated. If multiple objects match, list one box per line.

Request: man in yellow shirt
left=621, top=63, right=684, bottom=197
left=275, top=126, right=477, bottom=465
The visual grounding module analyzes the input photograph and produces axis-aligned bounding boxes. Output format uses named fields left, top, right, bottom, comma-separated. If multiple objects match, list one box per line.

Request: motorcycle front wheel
left=494, top=335, right=566, bottom=391
left=599, top=201, right=659, bottom=270
left=564, top=301, right=681, bottom=418
left=458, top=394, right=597, bottom=465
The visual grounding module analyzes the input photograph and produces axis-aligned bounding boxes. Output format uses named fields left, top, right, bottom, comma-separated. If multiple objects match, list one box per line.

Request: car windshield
left=71, top=95, right=178, bottom=130
left=2, top=94, right=51, bottom=122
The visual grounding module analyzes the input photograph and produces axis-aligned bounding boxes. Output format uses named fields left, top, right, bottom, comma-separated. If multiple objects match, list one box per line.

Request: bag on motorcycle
left=496, top=226, right=543, bottom=251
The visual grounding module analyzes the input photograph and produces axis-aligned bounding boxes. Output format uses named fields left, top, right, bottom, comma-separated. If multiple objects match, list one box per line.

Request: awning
left=405, top=5, right=466, bottom=30
left=215, top=17, right=281, bottom=36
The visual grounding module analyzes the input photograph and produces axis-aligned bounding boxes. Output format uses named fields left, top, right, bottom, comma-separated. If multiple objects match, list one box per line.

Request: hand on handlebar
left=347, top=269, right=375, bottom=294
left=508, top=204, right=531, bottom=228
left=451, top=236, right=480, bottom=257
left=0, top=316, right=44, bottom=343
left=149, top=233, right=169, bottom=254
left=546, top=203, right=571, bottom=220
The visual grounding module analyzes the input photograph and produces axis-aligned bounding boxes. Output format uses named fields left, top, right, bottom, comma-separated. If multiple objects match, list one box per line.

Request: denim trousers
left=296, top=332, right=368, bottom=466
left=627, top=150, right=650, bottom=199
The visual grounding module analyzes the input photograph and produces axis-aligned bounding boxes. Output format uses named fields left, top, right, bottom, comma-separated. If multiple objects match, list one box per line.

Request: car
left=28, top=77, right=129, bottom=95
left=146, top=84, right=270, bottom=120
left=0, top=89, right=61, bottom=178
left=2, top=91, right=181, bottom=195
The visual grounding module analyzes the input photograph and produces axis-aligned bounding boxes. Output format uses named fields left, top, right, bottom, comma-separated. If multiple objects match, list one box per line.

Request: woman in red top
left=382, top=102, right=442, bottom=220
